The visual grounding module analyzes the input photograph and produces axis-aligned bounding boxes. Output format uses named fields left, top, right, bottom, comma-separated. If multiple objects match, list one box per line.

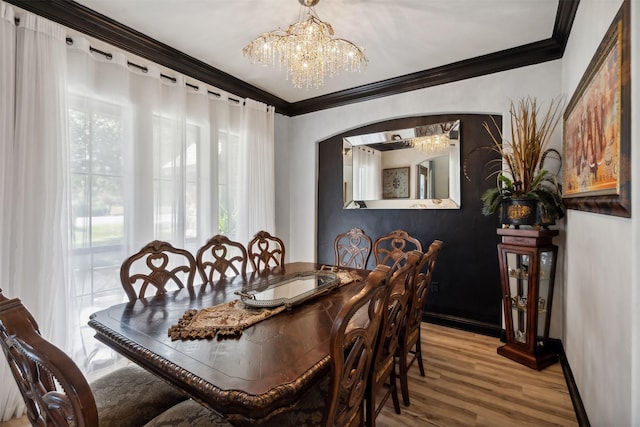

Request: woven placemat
left=168, top=299, right=286, bottom=341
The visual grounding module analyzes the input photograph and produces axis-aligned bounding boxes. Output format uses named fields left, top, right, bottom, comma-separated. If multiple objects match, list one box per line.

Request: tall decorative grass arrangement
left=480, top=97, right=565, bottom=222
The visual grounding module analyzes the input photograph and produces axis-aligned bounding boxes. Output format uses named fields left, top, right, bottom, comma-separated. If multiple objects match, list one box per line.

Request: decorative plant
left=479, top=97, right=565, bottom=223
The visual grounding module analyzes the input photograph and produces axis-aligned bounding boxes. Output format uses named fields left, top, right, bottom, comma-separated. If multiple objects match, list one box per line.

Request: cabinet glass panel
left=506, top=252, right=529, bottom=344
left=536, top=250, right=554, bottom=348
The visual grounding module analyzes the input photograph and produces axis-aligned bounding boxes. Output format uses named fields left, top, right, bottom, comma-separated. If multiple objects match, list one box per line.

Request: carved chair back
left=120, top=240, right=197, bottom=302
left=373, top=230, right=422, bottom=270
left=0, top=293, right=100, bottom=427
left=406, top=240, right=442, bottom=336
left=247, top=230, right=286, bottom=273
left=366, top=251, right=422, bottom=424
left=325, top=264, right=390, bottom=427
left=196, top=235, right=248, bottom=284
left=396, top=240, right=442, bottom=406
left=334, top=227, right=372, bottom=269
left=0, top=290, right=189, bottom=427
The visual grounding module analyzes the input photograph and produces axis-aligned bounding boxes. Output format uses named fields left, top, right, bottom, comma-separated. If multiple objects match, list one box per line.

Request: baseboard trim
left=423, top=312, right=502, bottom=338
left=550, top=338, right=591, bottom=427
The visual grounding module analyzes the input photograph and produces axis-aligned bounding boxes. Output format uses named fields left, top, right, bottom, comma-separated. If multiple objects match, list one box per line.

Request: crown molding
left=5, top=0, right=579, bottom=117
left=289, top=38, right=565, bottom=116
left=5, top=0, right=292, bottom=114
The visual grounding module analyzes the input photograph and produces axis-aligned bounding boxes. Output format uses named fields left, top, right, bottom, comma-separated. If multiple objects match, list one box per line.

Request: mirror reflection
left=343, top=120, right=461, bottom=209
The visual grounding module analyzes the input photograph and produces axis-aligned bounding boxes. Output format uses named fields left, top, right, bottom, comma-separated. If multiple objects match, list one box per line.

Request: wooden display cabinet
left=496, top=228, right=558, bottom=370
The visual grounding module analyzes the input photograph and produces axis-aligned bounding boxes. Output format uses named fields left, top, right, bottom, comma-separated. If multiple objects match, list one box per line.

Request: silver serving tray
left=235, top=271, right=340, bottom=309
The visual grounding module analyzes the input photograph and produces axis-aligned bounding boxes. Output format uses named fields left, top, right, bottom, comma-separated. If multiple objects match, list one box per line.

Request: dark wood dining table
left=88, top=262, right=368, bottom=425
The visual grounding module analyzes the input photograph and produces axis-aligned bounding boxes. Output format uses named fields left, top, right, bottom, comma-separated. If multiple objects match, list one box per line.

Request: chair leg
left=416, top=328, right=425, bottom=376
left=390, top=366, right=401, bottom=414
left=365, top=386, right=375, bottom=427
left=398, top=352, right=411, bottom=407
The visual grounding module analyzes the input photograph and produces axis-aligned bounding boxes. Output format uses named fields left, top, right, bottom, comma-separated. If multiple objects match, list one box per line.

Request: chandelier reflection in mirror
left=410, top=134, right=450, bottom=155
left=409, top=121, right=457, bottom=155
left=242, top=0, right=367, bottom=89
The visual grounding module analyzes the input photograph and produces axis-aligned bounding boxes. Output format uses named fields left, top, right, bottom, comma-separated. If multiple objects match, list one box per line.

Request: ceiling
left=8, top=0, right=579, bottom=115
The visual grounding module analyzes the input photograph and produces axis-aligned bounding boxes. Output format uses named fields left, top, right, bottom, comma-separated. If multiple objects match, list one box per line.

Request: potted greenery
left=480, top=97, right=565, bottom=228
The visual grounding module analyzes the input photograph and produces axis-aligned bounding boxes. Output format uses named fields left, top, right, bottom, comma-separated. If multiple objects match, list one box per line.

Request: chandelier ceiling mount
left=243, top=0, right=367, bottom=90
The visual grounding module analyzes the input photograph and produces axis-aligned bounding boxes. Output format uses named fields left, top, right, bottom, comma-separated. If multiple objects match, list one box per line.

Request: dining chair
left=373, top=230, right=422, bottom=270
left=334, top=227, right=372, bottom=269
left=247, top=230, right=286, bottom=273
left=365, top=251, right=422, bottom=427
left=196, top=234, right=248, bottom=284
left=120, top=240, right=197, bottom=302
left=0, top=290, right=189, bottom=427
left=257, top=264, right=391, bottom=427
left=397, top=240, right=443, bottom=406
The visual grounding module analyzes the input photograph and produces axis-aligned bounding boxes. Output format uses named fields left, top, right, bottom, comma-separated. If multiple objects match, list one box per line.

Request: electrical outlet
left=431, top=282, right=439, bottom=294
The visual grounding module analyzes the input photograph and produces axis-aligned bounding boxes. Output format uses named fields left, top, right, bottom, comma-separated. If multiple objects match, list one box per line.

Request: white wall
left=562, top=0, right=637, bottom=425
left=274, top=113, right=290, bottom=251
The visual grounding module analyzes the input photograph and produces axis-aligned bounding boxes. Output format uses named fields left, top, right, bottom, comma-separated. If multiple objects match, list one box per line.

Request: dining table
left=88, top=262, right=368, bottom=425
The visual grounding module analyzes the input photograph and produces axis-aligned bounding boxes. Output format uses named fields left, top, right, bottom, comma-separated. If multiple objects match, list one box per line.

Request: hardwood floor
left=377, top=323, right=578, bottom=426
left=0, top=323, right=578, bottom=427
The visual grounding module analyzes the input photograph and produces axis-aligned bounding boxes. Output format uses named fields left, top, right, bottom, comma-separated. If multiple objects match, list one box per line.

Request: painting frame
left=382, top=167, right=410, bottom=199
left=561, top=0, right=631, bottom=217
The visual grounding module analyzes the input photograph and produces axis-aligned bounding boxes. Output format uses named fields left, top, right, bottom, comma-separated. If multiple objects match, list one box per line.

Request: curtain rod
left=13, top=16, right=243, bottom=105
left=65, top=37, right=242, bottom=104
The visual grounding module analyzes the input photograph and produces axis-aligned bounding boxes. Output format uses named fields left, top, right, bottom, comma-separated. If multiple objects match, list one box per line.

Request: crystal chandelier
left=243, top=0, right=367, bottom=89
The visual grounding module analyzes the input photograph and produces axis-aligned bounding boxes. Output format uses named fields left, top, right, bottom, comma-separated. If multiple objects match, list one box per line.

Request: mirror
left=342, top=120, right=461, bottom=209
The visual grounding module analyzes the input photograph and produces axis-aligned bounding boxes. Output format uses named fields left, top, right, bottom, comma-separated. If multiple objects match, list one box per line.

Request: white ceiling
left=73, top=0, right=560, bottom=103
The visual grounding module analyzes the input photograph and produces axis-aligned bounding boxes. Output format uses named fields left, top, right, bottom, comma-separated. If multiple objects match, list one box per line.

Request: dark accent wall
left=317, top=114, right=503, bottom=331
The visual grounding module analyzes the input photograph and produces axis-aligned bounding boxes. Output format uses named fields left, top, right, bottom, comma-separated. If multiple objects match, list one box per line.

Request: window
left=69, top=95, right=128, bottom=369
left=69, top=96, right=126, bottom=307
left=217, top=129, right=240, bottom=237
left=67, top=95, right=215, bottom=371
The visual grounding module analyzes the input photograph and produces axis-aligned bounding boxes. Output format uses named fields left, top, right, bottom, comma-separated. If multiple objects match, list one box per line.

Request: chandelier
left=243, top=0, right=367, bottom=89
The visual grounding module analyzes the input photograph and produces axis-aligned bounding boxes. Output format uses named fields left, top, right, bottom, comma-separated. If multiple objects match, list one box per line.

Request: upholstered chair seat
left=91, top=365, right=190, bottom=427
left=144, top=399, right=233, bottom=427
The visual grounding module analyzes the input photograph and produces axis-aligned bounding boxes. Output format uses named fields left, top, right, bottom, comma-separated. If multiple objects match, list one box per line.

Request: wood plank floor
left=377, top=323, right=578, bottom=426
left=0, top=323, right=578, bottom=427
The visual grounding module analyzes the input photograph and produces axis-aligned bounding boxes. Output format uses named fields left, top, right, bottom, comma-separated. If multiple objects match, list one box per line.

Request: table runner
left=318, top=267, right=362, bottom=286
left=168, top=299, right=286, bottom=340
left=168, top=269, right=362, bottom=341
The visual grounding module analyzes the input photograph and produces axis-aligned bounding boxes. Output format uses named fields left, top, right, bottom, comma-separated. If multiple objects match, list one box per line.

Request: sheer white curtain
left=236, top=98, right=276, bottom=244
left=65, top=35, right=276, bottom=372
left=0, top=4, right=18, bottom=421
left=0, top=3, right=70, bottom=420
left=353, top=145, right=382, bottom=200
left=0, top=3, right=15, bottom=290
